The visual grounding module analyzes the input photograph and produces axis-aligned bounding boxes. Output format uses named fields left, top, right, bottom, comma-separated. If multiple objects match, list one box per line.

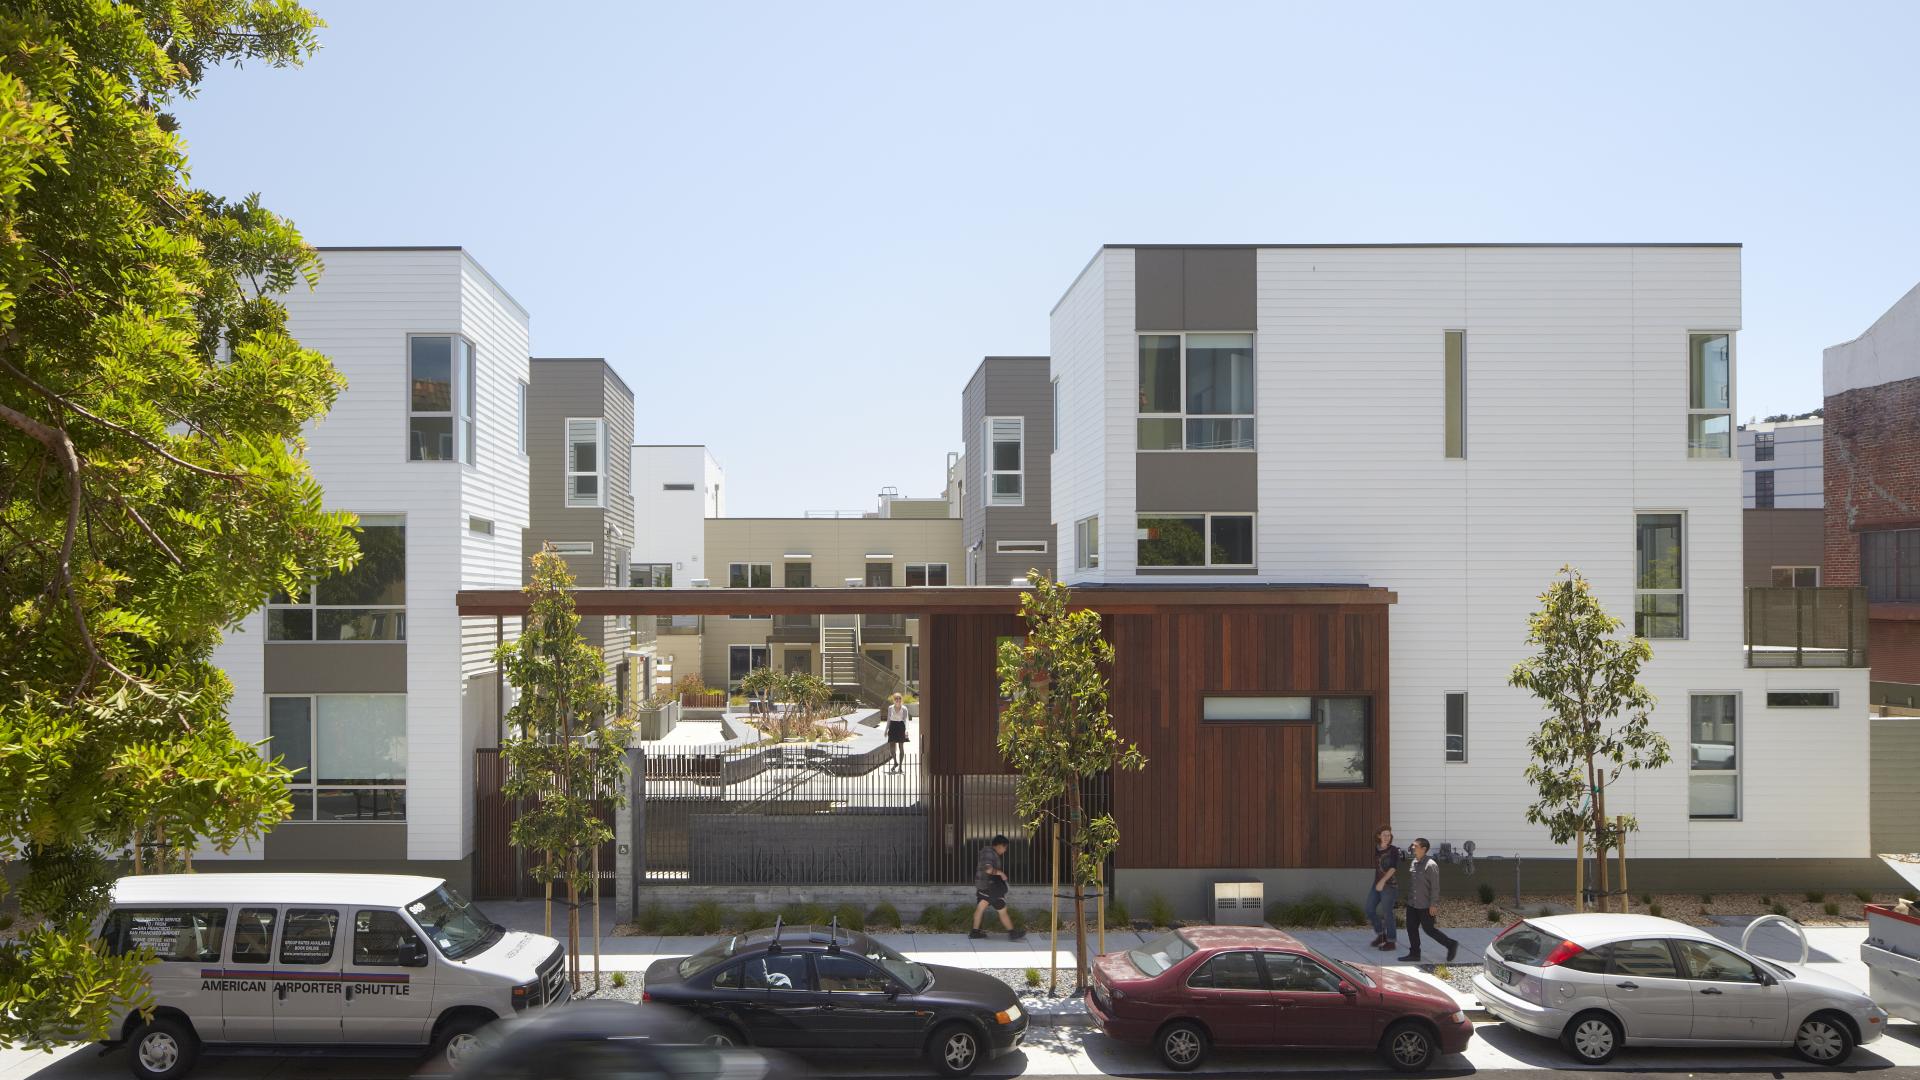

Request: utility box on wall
left=1213, top=880, right=1264, bottom=926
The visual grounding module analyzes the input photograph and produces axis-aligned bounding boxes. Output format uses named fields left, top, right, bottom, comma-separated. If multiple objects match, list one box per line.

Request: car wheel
left=701, top=1023, right=748, bottom=1048
left=1560, top=1010, right=1622, bottom=1065
left=126, top=1017, right=198, bottom=1080
left=433, top=1015, right=490, bottom=1074
left=1793, top=1012, right=1854, bottom=1064
left=1381, top=1020, right=1437, bottom=1072
left=928, top=1022, right=982, bottom=1077
left=1158, top=1020, right=1209, bottom=1072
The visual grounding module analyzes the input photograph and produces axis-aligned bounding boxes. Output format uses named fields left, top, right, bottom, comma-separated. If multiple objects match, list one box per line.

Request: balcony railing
left=655, top=615, right=702, bottom=635
left=1745, top=586, right=1868, bottom=668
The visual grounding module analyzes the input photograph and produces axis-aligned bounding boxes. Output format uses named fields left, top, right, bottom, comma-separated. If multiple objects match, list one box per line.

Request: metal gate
left=473, top=748, right=619, bottom=900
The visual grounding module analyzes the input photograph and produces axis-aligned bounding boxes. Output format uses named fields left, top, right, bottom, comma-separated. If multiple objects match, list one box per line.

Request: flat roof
left=456, top=583, right=1396, bottom=617
left=112, top=874, right=447, bottom=908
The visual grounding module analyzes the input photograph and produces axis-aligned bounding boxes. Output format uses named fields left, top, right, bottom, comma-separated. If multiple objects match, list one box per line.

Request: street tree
left=1510, top=566, right=1671, bottom=912
left=996, top=573, right=1146, bottom=989
left=497, top=548, right=634, bottom=990
left=0, top=0, right=346, bottom=1047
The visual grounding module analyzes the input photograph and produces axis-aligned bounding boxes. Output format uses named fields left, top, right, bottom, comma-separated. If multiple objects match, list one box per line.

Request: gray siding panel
left=1871, top=717, right=1920, bottom=855
left=265, top=643, right=408, bottom=694
left=1741, top=508, right=1823, bottom=587
left=1136, top=452, right=1258, bottom=512
left=980, top=357, right=1056, bottom=584
left=1182, top=247, right=1256, bottom=330
left=264, top=823, right=408, bottom=862
left=1135, top=248, right=1185, bottom=331
left=961, top=366, right=986, bottom=581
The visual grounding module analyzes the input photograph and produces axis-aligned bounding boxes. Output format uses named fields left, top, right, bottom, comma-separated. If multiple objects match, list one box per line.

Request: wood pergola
left=454, top=583, right=1396, bottom=617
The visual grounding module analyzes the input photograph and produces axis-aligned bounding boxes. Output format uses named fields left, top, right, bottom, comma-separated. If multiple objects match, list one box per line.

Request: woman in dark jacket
left=1366, top=825, right=1401, bottom=951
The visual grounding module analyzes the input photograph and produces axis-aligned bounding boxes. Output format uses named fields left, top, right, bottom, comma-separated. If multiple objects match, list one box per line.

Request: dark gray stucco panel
left=263, top=823, right=407, bottom=862
left=1182, top=247, right=1256, bottom=330
left=1134, top=248, right=1185, bottom=331
left=265, top=643, right=407, bottom=694
left=1135, top=452, right=1257, bottom=512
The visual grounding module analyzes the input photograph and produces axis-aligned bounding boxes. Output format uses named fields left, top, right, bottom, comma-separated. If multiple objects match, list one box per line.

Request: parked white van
left=97, top=874, right=568, bottom=1079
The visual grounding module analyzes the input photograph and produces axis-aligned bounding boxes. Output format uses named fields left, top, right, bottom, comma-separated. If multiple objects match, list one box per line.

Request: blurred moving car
left=452, top=1000, right=778, bottom=1079
left=641, top=921, right=1026, bottom=1076
left=1472, top=913, right=1887, bottom=1065
left=1085, top=926, right=1471, bottom=1071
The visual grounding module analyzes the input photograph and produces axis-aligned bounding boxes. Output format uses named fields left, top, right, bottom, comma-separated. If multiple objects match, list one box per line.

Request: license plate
left=1488, top=960, right=1515, bottom=985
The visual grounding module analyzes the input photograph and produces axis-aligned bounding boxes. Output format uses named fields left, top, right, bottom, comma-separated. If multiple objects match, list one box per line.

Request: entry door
left=1182, top=951, right=1276, bottom=1046
left=1266, top=952, right=1376, bottom=1047
left=1673, top=939, right=1790, bottom=1043
left=814, top=953, right=923, bottom=1049
left=1604, top=938, right=1693, bottom=1041
left=221, top=907, right=279, bottom=1042
left=272, top=908, right=345, bottom=1042
left=342, top=910, right=434, bottom=1045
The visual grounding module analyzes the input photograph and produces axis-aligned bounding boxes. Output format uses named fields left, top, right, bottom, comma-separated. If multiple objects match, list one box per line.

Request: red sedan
left=1086, top=926, right=1473, bottom=1072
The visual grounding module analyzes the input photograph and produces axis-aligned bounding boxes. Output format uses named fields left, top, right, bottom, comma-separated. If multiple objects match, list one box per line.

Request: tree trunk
left=1067, top=784, right=1089, bottom=990
left=1593, top=774, right=1611, bottom=913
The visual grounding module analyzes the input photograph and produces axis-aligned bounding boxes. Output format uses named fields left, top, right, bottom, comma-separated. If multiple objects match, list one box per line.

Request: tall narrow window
left=1444, top=331, right=1466, bottom=458
left=1051, top=378, right=1060, bottom=452
left=1753, top=430, right=1774, bottom=461
left=1634, top=512, right=1685, bottom=638
left=565, top=418, right=605, bottom=508
left=1075, top=515, right=1100, bottom=569
left=408, top=336, right=453, bottom=461
left=1688, top=333, right=1732, bottom=458
left=1689, top=694, right=1738, bottom=819
left=1753, top=470, right=1775, bottom=508
left=986, top=417, right=1024, bottom=506
left=516, top=379, right=528, bottom=456
left=1862, top=528, right=1920, bottom=602
left=457, top=338, right=476, bottom=464
left=1444, top=693, right=1467, bottom=762
left=1137, top=333, right=1256, bottom=450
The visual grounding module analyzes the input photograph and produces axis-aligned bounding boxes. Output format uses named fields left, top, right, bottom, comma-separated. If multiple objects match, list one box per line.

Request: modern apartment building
left=525, top=357, right=645, bottom=705
left=630, top=444, right=725, bottom=588
left=1825, top=283, right=1920, bottom=715
left=205, top=248, right=532, bottom=889
left=1738, top=417, right=1823, bottom=509
left=1041, top=244, right=1870, bottom=902
left=959, top=356, right=1056, bottom=585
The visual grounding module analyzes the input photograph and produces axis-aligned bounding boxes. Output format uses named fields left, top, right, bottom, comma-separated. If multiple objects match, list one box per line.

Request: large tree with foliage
left=1510, top=567, right=1671, bottom=912
left=497, top=548, right=633, bottom=991
left=996, top=573, right=1145, bottom=989
left=0, top=0, right=345, bottom=1048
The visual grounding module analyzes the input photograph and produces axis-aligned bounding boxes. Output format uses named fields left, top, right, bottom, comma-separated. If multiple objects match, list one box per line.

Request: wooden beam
left=455, top=584, right=1397, bottom=618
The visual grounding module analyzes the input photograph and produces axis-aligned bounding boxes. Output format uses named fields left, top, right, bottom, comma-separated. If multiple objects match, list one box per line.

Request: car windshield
left=677, top=936, right=745, bottom=981
left=409, top=886, right=503, bottom=961
left=857, top=935, right=931, bottom=992
left=1127, top=932, right=1196, bottom=977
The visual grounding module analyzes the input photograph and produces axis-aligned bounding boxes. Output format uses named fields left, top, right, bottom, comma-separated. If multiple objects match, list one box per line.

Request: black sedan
left=642, top=924, right=1028, bottom=1076
left=451, top=1000, right=780, bottom=1078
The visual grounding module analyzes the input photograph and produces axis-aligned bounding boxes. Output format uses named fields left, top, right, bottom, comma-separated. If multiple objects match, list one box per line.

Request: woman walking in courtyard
left=885, top=692, right=910, bottom=771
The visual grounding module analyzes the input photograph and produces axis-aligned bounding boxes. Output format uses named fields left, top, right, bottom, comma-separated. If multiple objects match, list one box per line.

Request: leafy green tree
left=1510, top=567, right=1671, bottom=912
left=996, top=573, right=1146, bottom=989
left=0, top=0, right=344, bottom=1048
left=497, top=549, right=634, bottom=990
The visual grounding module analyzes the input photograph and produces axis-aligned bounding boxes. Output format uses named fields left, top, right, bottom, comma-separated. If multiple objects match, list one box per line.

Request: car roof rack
left=769, top=915, right=784, bottom=953
left=826, top=915, right=842, bottom=952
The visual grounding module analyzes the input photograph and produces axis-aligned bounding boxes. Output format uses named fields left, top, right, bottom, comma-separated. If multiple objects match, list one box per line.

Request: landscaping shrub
left=1854, top=889, right=1874, bottom=904
left=1639, top=893, right=1652, bottom=908
left=1146, top=894, right=1177, bottom=929
left=1700, top=893, right=1713, bottom=905
left=1477, top=883, right=1495, bottom=904
left=734, top=907, right=774, bottom=931
left=1431, top=964, right=1452, bottom=981
left=611, top=971, right=627, bottom=989
left=660, top=909, right=693, bottom=936
left=951, top=902, right=979, bottom=928
left=634, top=902, right=669, bottom=935
left=1824, top=901, right=1840, bottom=917
left=918, top=905, right=950, bottom=933
left=1648, top=903, right=1663, bottom=917
left=1771, top=902, right=1790, bottom=917
left=1806, top=891, right=1825, bottom=903
left=1266, top=894, right=1365, bottom=929
left=832, top=903, right=865, bottom=932
left=1025, top=967, right=1042, bottom=987
left=1105, top=897, right=1130, bottom=927
left=687, top=900, right=728, bottom=936
left=868, top=902, right=902, bottom=930
left=1760, top=895, right=1772, bottom=906
left=1004, top=904, right=1027, bottom=931
left=781, top=902, right=830, bottom=927
left=1486, top=908, right=1501, bottom=922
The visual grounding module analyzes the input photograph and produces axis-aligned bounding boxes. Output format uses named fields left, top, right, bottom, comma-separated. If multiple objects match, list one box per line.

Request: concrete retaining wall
left=688, top=810, right=927, bottom=884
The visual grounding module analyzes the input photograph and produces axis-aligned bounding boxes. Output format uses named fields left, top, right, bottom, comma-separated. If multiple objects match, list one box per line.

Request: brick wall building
left=1825, top=284, right=1920, bottom=713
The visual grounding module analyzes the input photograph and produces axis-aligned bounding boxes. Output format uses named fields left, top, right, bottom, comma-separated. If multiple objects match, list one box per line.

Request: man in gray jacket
left=1398, top=837, right=1458, bottom=963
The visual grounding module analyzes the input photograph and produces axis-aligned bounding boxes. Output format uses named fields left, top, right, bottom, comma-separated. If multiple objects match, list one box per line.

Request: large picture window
left=986, top=417, right=1024, bottom=506
left=1634, top=512, right=1685, bottom=639
left=1137, top=513, right=1254, bottom=569
left=1688, top=333, right=1732, bottom=459
left=1862, top=528, right=1920, bottom=602
left=1138, top=333, right=1255, bottom=450
left=268, top=694, right=407, bottom=821
left=566, top=418, right=605, bottom=509
left=1689, top=693, right=1738, bottom=819
left=1199, top=695, right=1369, bottom=787
left=268, top=516, right=406, bottom=641
left=906, top=563, right=948, bottom=587
left=408, top=335, right=475, bottom=463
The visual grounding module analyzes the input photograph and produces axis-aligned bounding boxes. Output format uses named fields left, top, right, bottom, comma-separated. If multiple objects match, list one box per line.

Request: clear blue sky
left=178, top=1, right=1920, bottom=517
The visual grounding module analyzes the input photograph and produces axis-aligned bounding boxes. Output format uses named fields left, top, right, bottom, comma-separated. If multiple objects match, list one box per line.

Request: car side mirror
left=401, top=938, right=429, bottom=967
left=1338, top=980, right=1357, bottom=996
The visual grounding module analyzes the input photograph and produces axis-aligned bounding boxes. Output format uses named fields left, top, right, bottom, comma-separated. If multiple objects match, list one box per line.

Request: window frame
left=1687, top=332, right=1735, bottom=460
left=1137, top=332, right=1257, bottom=452
left=1185, top=949, right=1270, bottom=992
left=985, top=417, right=1025, bottom=507
left=1753, top=430, right=1774, bottom=461
left=1051, top=377, right=1060, bottom=452
left=102, top=908, right=229, bottom=963
left=279, top=909, right=340, bottom=966
left=1770, top=565, right=1819, bottom=588
left=1634, top=511, right=1687, bottom=640
left=994, top=540, right=1048, bottom=555
left=1136, top=512, right=1256, bottom=570
left=564, top=417, right=606, bottom=510
left=515, top=378, right=528, bottom=457
left=406, top=333, right=478, bottom=465
left=267, top=693, right=409, bottom=823
left=267, top=515, right=406, bottom=643
left=1862, top=528, right=1920, bottom=603
left=1753, top=469, right=1775, bottom=508
left=1444, top=330, right=1466, bottom=459
left=905, top=563, right=948, bottom=587
left=1444, top=692, right=1467, bottom=763
left=353, top=909, right=429, bottom=968
left=1198, top=692, right=1372, bottom=789
left=1075, top=515, right=1100, bottom=570
left=1765, top=690, right=1838, bottom=708
left=1688, top=692, right=1740, bottom=822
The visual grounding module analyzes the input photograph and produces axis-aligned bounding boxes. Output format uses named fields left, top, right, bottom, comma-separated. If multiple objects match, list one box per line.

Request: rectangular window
left=1634, top=512, right=1685, bottom=639
left=663, top=482, right=695, bottom=491
left=1315, top=698, right=1369, bottom=787
left=231, top=908, right=276, bottom=964
left=1771, top=566, right=1819, bottom=588
left=986, top=417, right=1024, bottom=506
left=268, top=516, right=406, bottom=641
left=1766, top=690, right=1838, bottom=708
left=1689, top=693, right=1738, bottom=819
left=101, top=909, right=228, bottom=962
left=727, top=644, right=769, bottom=688
left=1688, top=333, right=1733, bottom=459
left=1202, top=696, right=1312, bottom=722
left=906, top=563, right=948, bottom=587
left=1137, top=513, right=1255, bottom=569
left=1754, top=430, right=1774, bottom=461
left=995, top=540, right=1048, bottom=554
left=280, top=910, right=339, bottom=965
left=1754, top=470, right=1774, bottom=508
left=729, top=563, right=772, bottom=589
left=354, top=910, right=426, bottom=967
left=549, top=541, right=593, bottom=556
left=1444, top=331, right=1465, bottom=459
left=1075, top=515, right=1100, bottom=569
left=458, top=338, right=476, bottom=464
left=1862, top=528, right=1920, bottom=602
left=565, top=418, right=605, bottom=509
left=1445, top=693, right=1467, bottom=763
left=516, top=379, right=528, bottom=456
left=408, top=335, right=476, bottom=463
left=783, top=562, right=811, bottom=588
left=468, top=516, right=494, bottom=536
left=1051, top=378, right=1060, bottom=452
left=267, top=694, right=408, bottom=822
left=1137, top=332, right=1255, bottom=450
left=633, top=563, right=672, bottom=587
